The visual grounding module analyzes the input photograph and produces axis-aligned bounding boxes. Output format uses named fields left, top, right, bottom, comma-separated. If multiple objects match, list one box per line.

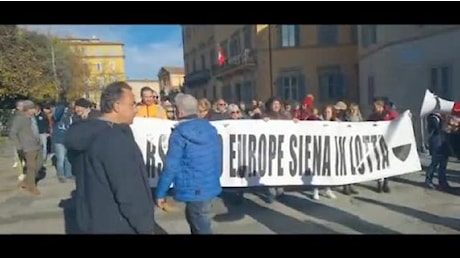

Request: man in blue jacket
left=156, top=93, right=222, bottom=234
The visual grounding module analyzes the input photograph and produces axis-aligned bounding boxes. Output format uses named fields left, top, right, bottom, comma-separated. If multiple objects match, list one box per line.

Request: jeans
left=39, top=134, right=48, bottom=167
left=185, top=200, right=213, bottom=234
left=425, top=154, right=448, bottom=186
left=54, top=143, right=72, bottom=178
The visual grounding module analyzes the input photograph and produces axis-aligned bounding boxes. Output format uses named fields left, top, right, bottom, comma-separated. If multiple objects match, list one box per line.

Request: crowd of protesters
left=9, top=80, right=458, bottom=235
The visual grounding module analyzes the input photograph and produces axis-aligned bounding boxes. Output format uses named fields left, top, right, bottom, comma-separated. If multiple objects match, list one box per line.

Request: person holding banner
left=341, top=103, right=362, bottom=195
left=197, top=98, right=212, bottom=119
left=367, top=98, right=399, bottom=193
left=312, top=105, right=338, bottom=200
left=155, top=93, right=222, bottom=234
left=262, top=97, right=296, bottom=203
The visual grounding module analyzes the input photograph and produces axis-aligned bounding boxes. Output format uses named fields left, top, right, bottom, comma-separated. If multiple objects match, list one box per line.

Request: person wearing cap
left=9, top=100, right=42, bottom=195
left=74, top=98, right=102, bottom=120
left=333, top=101, right=348, bottom=121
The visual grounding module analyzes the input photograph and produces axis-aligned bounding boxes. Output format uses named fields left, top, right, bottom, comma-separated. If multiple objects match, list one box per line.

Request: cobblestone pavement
left=0, top=138, right=459, bottom=234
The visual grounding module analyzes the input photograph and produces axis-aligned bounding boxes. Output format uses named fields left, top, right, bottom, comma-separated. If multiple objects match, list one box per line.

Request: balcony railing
left=184, top=69, right=211, bottom=88
left=212, top=48, right=257, bottom=78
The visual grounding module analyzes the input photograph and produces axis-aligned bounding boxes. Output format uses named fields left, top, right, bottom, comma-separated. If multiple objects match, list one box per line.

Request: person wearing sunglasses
left=136, top=87, right=167, bottom=119
left=209, top=99, right=231, bottom=121
left=228, top=104, right=244, bottom=120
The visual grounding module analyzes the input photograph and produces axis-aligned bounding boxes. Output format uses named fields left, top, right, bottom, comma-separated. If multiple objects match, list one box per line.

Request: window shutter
left=298, top=73, right=306, bottom=101
left=335, top=73, right=345, bottom=99
left=319, top=75, right=329, bottom=102
left=294, top=25, right=300, bottom=47
left=277, top=25, right=282, bottom=48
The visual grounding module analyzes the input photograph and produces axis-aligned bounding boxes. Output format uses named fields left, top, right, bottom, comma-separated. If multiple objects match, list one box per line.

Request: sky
left=20, top=25, right=184, bottom=80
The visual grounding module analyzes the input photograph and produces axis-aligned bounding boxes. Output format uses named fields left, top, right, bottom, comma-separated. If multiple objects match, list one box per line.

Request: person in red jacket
left=296, top=94, right=315, bottom=120
left=367, top=98, right=399, bottom=193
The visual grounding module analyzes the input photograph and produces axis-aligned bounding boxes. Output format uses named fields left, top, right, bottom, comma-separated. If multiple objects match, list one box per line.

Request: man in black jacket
left=425, top=113, right=451, bottom=190
left=74, top=98, right=102, bottom=120
left=65, top=81, right=155, bottom=234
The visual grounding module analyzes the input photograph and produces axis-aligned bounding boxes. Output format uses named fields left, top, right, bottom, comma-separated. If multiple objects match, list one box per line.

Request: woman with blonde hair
left=342, top=102, right=362, bottom=195
left=346, top=103, right=363, bottom=122
left=312, top=105, right=338, bottom=200
left=228, top=104, right=245, bottom=119
left=198, top=98, right=212, bottom=119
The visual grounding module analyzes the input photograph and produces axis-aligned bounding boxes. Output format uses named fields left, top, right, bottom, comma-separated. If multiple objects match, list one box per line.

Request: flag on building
left=218, top=45, right=226, bottom=66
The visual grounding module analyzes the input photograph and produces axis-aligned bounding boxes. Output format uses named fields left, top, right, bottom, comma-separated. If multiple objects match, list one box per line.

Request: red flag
left=217, top=46, right=226, bottom=66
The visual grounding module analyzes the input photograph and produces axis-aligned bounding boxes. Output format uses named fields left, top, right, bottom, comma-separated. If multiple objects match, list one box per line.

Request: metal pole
left=268, top=24, right=274, bottom=97
left=50, top=39, right=60, bottom=100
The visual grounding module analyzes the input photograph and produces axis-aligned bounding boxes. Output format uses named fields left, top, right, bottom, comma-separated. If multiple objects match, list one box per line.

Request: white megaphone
left=420, top=89, right=460, bottom=117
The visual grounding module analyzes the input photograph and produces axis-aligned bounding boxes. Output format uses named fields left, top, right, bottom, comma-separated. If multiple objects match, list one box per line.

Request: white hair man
left=155, top=93, right=222, bottom=234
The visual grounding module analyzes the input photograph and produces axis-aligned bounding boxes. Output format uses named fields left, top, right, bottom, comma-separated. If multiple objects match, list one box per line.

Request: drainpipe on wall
left=268, top=24, right=274, bottom=98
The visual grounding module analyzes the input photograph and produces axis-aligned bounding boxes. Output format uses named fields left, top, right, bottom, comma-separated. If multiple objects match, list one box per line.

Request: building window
left=200, top=54, right=206, bottom=70
left=241, top=81, right=255, bottom=104
left=192, top=59, right=197, bottom=72
left=96, top=62, right=102, bottom=72
left=280, top=25, right=299, bottom=48
left=209, top=48, right=216, bottom=66
left=367, top=76, right=375, bottom=105
left=318, top=66, right=345, bottom=101
left=110, top=62, right=115, bottom=71
left=361, top=25, right=377, bottom=48
left=351, top=25, right=358, bottom=44
left=430, top=66, right=452, bottom=99
left=318, top=25, right=338, bottom=46
left=212, top=85, right=217, bottom=100
left=243, top=26, right=252, bottom=49
left=280, top=75, right=299, bottom=101
left=222, top=84, right=232, bottom=102
left=235, top=83, right=242, bottom=102
left=229, top=36, right=241, bottom=57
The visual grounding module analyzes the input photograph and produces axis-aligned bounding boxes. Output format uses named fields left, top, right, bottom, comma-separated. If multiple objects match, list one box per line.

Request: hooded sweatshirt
left=156, top=115, right=222, bottom=202
left=65, top=119, right=155, bottom=234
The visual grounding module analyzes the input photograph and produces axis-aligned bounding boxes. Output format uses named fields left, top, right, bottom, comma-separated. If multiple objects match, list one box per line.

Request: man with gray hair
left=156, top=93, right=222, bottom=234
left=10, top=100, right=25, bottom=170
left=9, top=100, right=42, bottom=195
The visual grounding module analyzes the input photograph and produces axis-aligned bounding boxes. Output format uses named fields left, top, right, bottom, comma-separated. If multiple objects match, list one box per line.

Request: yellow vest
left=136, top=104, right=167, bottom=119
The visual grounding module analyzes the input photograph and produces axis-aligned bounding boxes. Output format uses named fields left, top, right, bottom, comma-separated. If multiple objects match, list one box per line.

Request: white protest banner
left=130, top=110, right=421, bottom=187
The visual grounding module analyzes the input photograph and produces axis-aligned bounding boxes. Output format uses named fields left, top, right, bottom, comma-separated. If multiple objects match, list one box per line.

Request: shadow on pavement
left=446, top=169, right=460, bottom=185
left=282, top=193, right=399, bottom=234
left=391, top=176, right=427, bottom=189
left=214, top=192, right=338, bottom=234
left=214, top=172, right=337, bottom=234
left=354, top=196, right=460, bottom=232
left=59, top=190, right=168, bottom=234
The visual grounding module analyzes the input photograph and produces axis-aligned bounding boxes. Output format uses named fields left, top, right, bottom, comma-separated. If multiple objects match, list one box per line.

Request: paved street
left=0, top=138, right=460, bottom=234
